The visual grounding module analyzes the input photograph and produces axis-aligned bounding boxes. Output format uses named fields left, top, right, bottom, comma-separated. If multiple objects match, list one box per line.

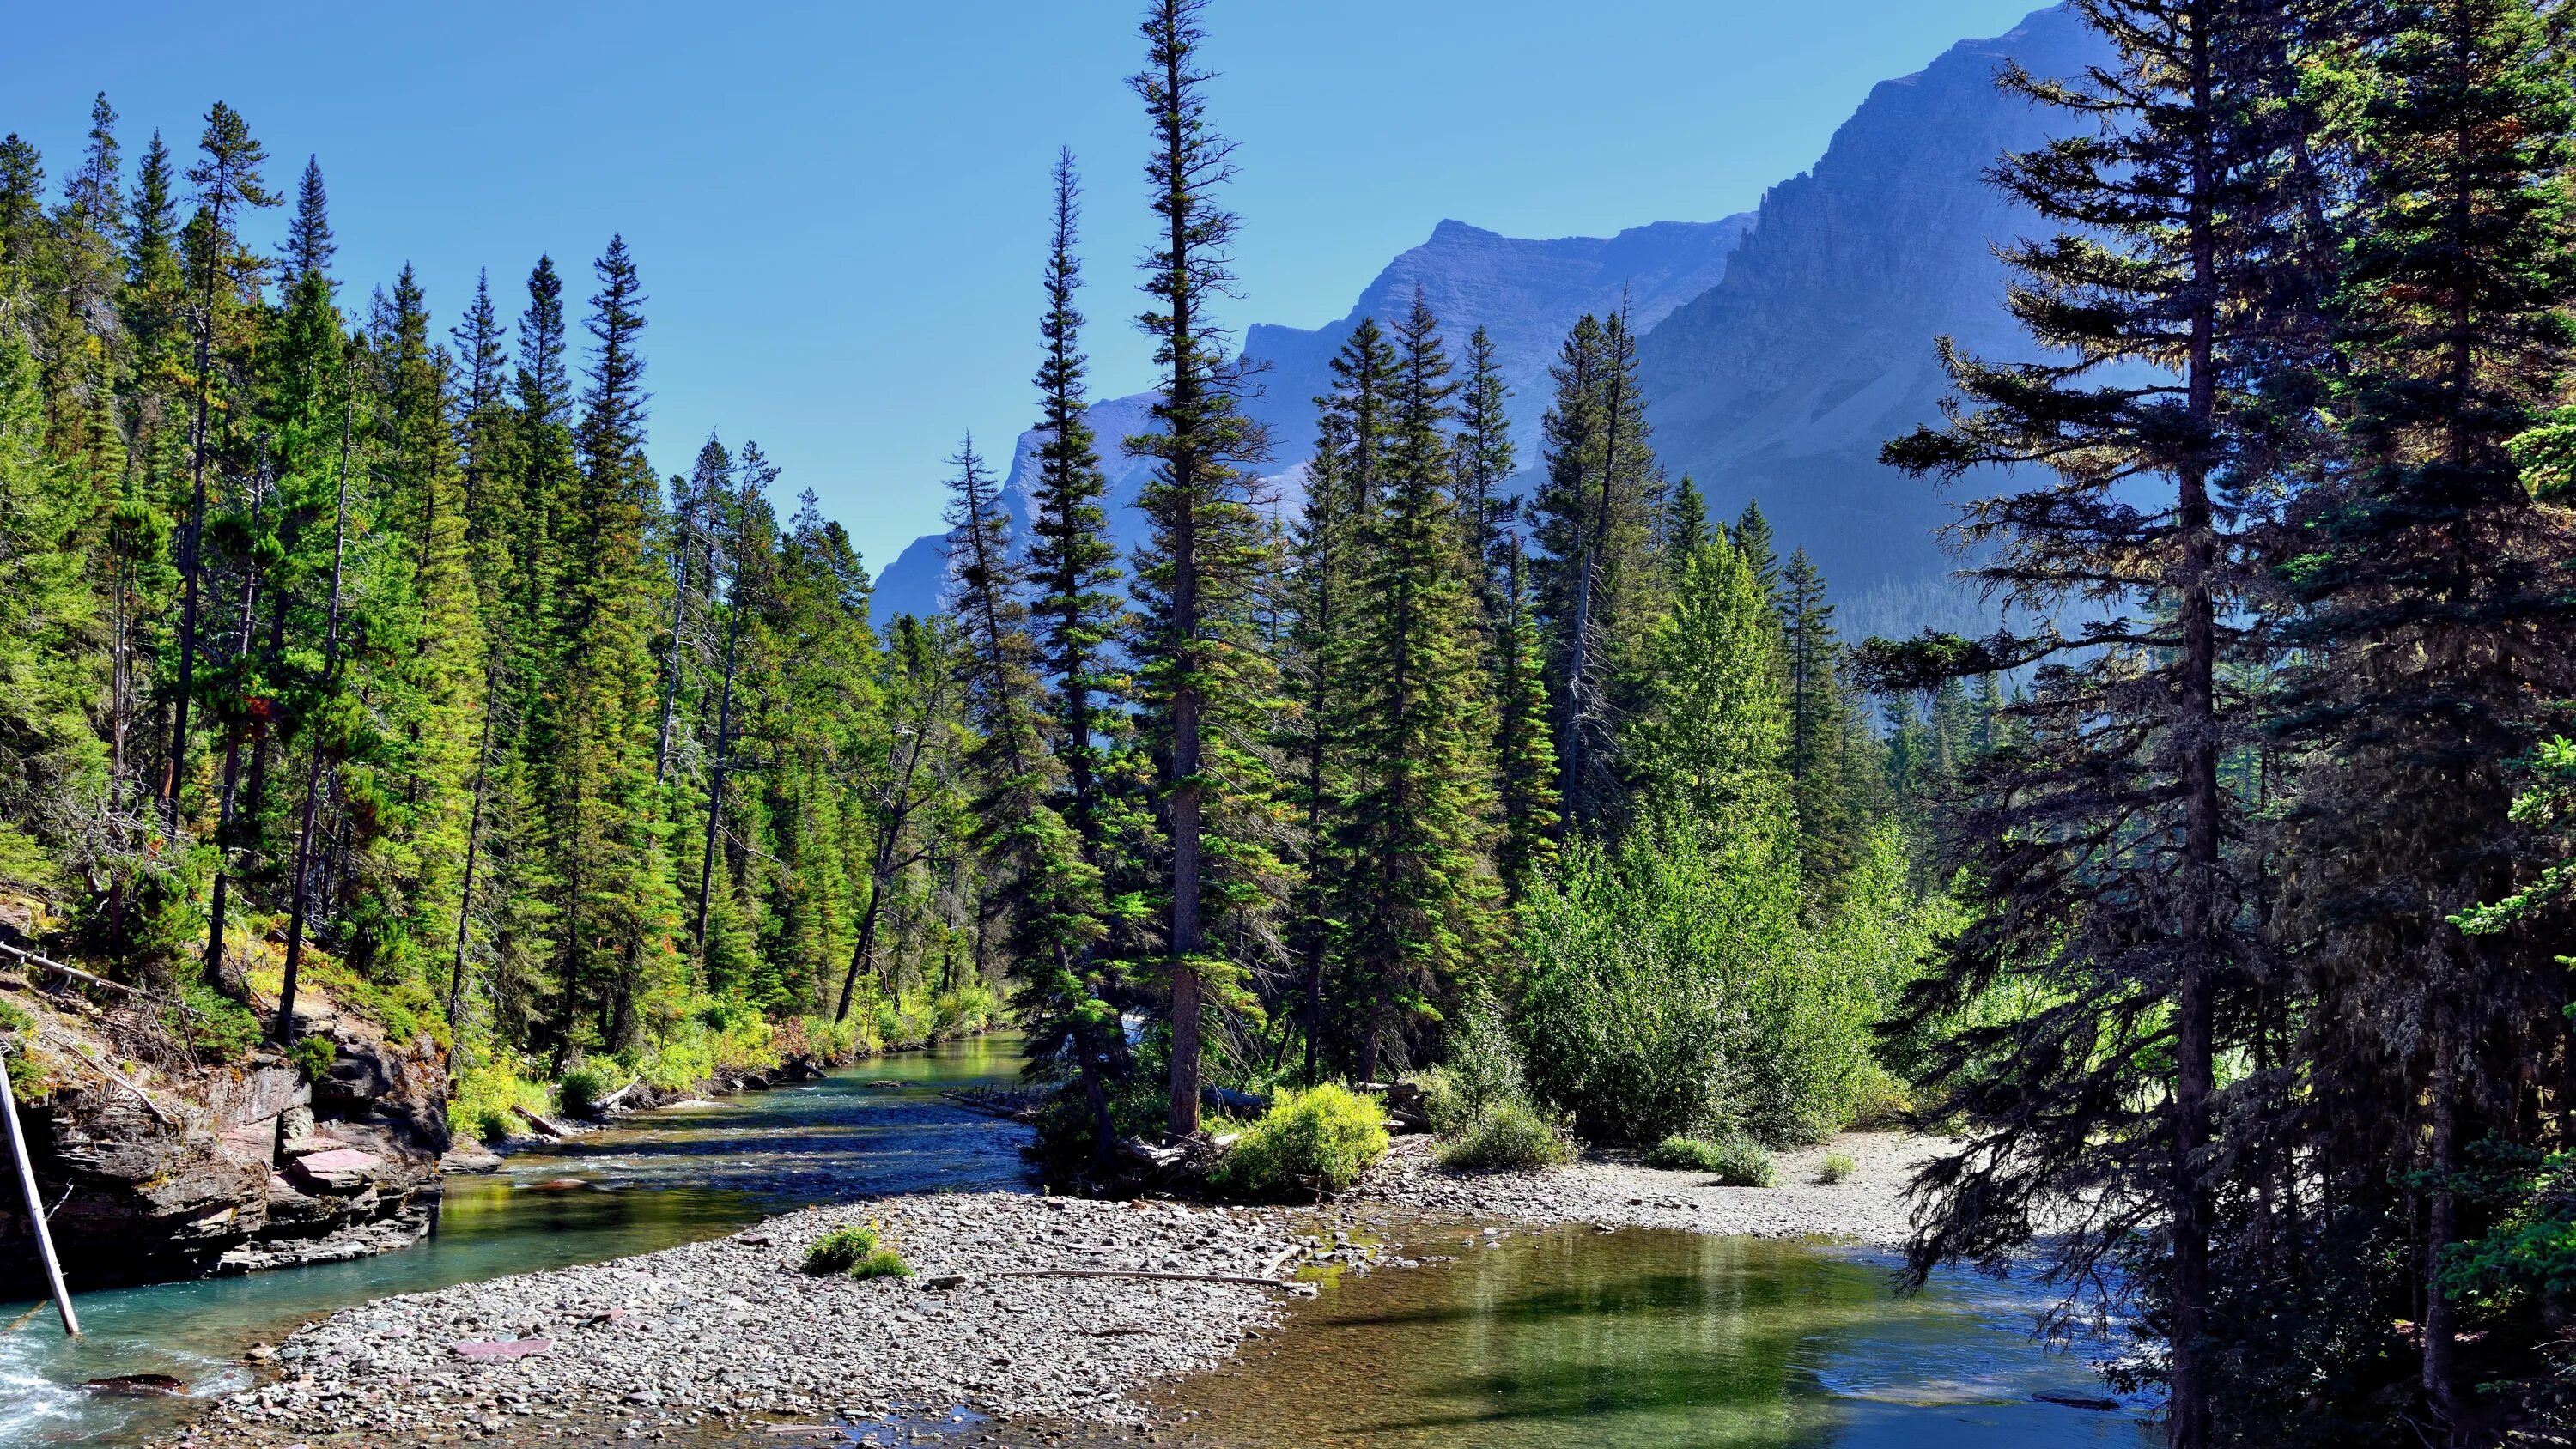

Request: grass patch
left=804, top=1222, right=911, bottom=1279
left=1644, top=1134, right=1777, bottom=1186
left=1817, top=1152, right=1856, bottom=1185
left=1436, top=1100, right=1577, bottom=1172
left=1215, top=1083, right=1390, bottom=1200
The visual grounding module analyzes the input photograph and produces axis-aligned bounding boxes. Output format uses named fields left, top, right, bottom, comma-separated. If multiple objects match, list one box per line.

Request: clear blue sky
left=15, top=0, right=2047, bottom=572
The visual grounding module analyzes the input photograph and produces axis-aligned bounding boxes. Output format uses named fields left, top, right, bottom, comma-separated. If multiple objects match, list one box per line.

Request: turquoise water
left=0, top=1034, right=1033, bottom=1446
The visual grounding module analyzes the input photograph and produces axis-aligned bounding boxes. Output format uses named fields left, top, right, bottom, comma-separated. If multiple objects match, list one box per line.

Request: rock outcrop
left=0, top=981, right=450, bottom=1295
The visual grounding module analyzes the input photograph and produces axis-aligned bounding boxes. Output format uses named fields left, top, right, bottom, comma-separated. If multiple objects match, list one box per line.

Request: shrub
left=450, top=1058, right=549, bottom=1144
left=1436, top=1100, right=1577, bottom=1172
left=287, top=1034, right=337, bottom=1080
left=1215, top=1083, right=1390, bottom=1200
left=1645, top=1134, right=1775, bottom=1186
left=555, top=1059, right=624, bottom=1116
left=804, top=1222, right=910, bottom=1279
left=171, top=978, right=263, bottom=1063
left=1817, top=1152, right=1856, bottom=1185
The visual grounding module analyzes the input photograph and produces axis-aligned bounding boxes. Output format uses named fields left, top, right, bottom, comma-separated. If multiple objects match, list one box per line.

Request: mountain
left=1637, top=3, right=2106, bottom=629
left=872, top=4, right=2109, bottom=630
left=871, top=215, right=1754, bottom=621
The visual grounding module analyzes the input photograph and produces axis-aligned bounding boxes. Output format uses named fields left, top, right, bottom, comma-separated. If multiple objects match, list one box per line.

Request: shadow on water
left=0, top=1034, right=1033, bottom=1446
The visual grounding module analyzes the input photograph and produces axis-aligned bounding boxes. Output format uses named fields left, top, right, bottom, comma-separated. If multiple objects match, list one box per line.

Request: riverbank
left=1364, top=1129, right=1938, bottom=1243
left=157, top=1130, right=1938, bottom=1447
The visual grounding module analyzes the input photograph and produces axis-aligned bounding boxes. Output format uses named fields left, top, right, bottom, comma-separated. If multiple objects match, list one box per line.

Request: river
left=3, top=1038, right=2150, bottom=1447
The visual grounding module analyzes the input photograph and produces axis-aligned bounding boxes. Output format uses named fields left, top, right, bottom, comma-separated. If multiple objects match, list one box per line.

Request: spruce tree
left=2281, top=1, right=2576, bottom=1429
left=1869, top=4, right=2314, bottom=1437
left=1529, top=309, right=1662, bottom=831
left=281, top=155, right=331, bottom=288
left=1625, top=530, right=1789, bottom=837
left=1337, top=291, right=1502, bottom=1076
left=1779, top=547, right=1857, bottom=885
left=1491, top=535, right=1560, bottom=907
left=1126, top=0, right=1294, bottom=1136
left=1451, top=323, right=1513, bottom=612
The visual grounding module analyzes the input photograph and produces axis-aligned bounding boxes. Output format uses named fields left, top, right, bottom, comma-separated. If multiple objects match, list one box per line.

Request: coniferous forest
left=6, top=0, right=2576, bottom=1444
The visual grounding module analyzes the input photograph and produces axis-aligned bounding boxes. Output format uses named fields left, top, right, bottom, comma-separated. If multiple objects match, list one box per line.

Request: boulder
left=288, top=1147, right=383, bottom=1193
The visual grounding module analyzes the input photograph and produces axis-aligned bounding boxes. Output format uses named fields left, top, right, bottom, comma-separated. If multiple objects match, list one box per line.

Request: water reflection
left=1128, top=1227, right=2153, bottom=1449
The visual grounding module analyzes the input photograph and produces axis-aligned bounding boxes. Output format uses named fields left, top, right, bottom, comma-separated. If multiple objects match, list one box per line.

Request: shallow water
left=1126, top=1225, right=2155, bottom=1449
left=0, top=1034, right=1033, bottom=1446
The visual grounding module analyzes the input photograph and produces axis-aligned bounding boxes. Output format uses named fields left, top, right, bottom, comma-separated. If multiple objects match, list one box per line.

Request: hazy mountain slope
left=872, top=217, right=1752, bottom=621
left=1637, top=3, right=2107, bottom=623
left=875, top=4, right=2107, bottom=628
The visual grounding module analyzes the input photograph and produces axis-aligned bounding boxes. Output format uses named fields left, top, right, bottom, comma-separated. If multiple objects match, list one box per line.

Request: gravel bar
left=1360, top=1130, right=1939, bottom=1243
left=162, top=1193, right=1316, bottom=1446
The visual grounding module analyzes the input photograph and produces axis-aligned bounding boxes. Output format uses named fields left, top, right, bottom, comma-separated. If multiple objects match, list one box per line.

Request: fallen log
left=589, top=1076, right=647, bottom=1116
left=513, top=1104, right=572, bottom=1138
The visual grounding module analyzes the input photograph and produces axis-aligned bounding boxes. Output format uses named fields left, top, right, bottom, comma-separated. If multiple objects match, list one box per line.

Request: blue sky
left=16, top=1, right=2047, bottom=571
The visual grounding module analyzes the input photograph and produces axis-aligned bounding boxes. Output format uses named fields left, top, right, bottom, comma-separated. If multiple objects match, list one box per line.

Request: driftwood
left=589, top=1077, right=647, bottom=1116
left=513, top=1104, right=572, bottom=1138
left=0, top=937, right=149, bottom=998
left=1258, top=1244, right=1304, bottom=1279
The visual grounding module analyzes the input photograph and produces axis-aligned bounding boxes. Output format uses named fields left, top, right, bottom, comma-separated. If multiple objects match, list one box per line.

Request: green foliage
left=287, top=1034, right=335, bottom=1080
left=1435, top=1099, right=1576, bottom=1172
left=1214, top=1083, right=1390, bottom=1200
left=554, top=1058, right=623, bottom=1116
left=170, top=979, right=262, bottom=1063
left=1645, top=1134, right=1775, bottom=1186
left=448, top=1058, right=548, bottom=1143
left=804, top=1222, right=908, bottom=1279
left=1816, top=1152, right=1856, bottom=1185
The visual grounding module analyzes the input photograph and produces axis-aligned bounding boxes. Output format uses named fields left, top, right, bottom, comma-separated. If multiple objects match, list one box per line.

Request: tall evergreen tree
left=1451, top=323, right=1514, bottom=613
left=163, top=102, right=277, bottom=825
left=1126, top=0, right=1293, bottom=1137
left=281, top=155, right=331, bottom=288
left=1529, top=309, right=1662, bottom=832
left=1491, top=535, right=1560, bottom=907
left=2279, top=2, right=2576, bottom=1432
left=1336, top=292, right=1501, bottom=1076
left=1870, top=5, right=2316, bottom=1438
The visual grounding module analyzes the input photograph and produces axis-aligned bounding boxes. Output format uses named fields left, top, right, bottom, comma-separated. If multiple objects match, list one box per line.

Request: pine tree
left=1126, top=0, right=1294, bottom=1136
left=1728, top=497, right=1780, bottom=606
left=1336, top=291, right=1501, bottom=1076
left=1869, top=5, right=2316, bottom=1437
left=163, top=102, right=277, bottom=826
left=1491, top=535, right=1560, bottom=907
left=1529, top=309, right=1662, bottom=832
left=64, top=94, right=122, bottom=243
left=0, top=136, right=40, bottom=263
left=2279, top=2, right=2576, bottom=1430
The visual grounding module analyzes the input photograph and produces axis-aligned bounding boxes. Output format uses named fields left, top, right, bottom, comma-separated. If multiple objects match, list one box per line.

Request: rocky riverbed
left=1361, top=1129, right=1938, bottom=1243
left=159, top=1192, right=1354, bottom=1446
left=153, top=1133, right=1938, bottom=1447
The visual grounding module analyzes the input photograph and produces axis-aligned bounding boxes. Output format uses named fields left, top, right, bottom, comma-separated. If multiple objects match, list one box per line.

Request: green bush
left=1645, top=1134, right=1775, bottom=1186
left=1436, top=1100, right=1577, bottom=1172
left=1517, top=816, right=1941, bottom=1147
left=1216, top=1083, right=1390, bottom=1200
left=449, top=1058, right=550, bottom=1143
left=171, top=978, right=263, bottom=1062
left=287, top=1034, right=337, bottom=1080
left=555, top=1059, right=624, bottom=1116
left=804, top=1222, right=911, bottom=1279
left=1817, top=1152, right=1856, bottom=1185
